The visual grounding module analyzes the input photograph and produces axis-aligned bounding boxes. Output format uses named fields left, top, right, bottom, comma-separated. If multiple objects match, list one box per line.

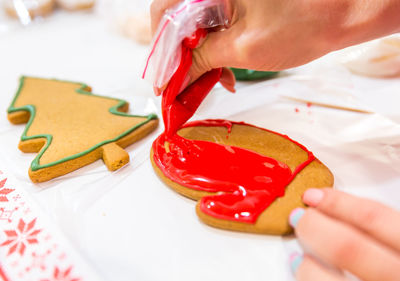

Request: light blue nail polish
left=289, top=208, right=305, bottom=228
left=290, top=253, right=303, bottom=274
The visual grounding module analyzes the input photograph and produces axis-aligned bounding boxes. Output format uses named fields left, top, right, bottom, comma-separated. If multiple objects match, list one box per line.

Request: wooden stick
left=281, top=96, right=373, bottom=114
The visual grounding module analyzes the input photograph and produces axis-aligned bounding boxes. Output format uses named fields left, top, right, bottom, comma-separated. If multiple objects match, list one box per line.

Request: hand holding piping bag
left=150, top=0, right=400, bottom=94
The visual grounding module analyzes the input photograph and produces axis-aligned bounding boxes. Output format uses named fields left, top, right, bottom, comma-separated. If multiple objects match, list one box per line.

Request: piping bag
left=142, top=0, right=230, bottom=136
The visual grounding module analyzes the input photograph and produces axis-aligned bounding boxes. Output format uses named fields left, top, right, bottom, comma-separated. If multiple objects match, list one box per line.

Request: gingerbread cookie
left=151, top=120, right=333, bottom=235
left=56, top=0, right=95, bottom=11
left=4, top=0, right=55, bottom=18
left=8, top=76, right=158, bottom=183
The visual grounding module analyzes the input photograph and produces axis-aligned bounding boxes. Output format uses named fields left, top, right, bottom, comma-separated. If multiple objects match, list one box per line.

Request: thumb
left=189, top=31, right=236, bottom=92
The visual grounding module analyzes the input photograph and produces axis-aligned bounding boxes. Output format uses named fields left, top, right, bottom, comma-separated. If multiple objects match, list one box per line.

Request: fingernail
left=289, top=208, right=305, bottom=228
left=178, top=74, right=191, bottom=93
left=303, top=188, right=324, bottom=207
left=220, top=67, right=236, bottom=93
left=289, top=252, right=303, bottom=274
left=153, top=86, right=161, bottom=96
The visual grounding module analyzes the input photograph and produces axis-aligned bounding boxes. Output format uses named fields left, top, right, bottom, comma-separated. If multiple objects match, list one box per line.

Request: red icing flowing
left=152, top=30, right=315, bottom=224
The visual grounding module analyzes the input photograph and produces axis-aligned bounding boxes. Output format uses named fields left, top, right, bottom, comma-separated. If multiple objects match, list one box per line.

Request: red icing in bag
left=153, top=30, right=315, bottom=224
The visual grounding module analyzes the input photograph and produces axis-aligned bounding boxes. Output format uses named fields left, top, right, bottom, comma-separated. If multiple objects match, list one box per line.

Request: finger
left=291, top=253, right=347, bottom=281
left=290, top=208, right=400, bottom=281
left=188, top=0, right=244, bottom=83
left=190, top=27, right=239, bottom=83
left=303, top=188, right=400, bottom=252
left=220, top=67, right=236, bottom=93
left=151, top=0, right=235, bottom=35
left=150, top=0, right=182, bottom=35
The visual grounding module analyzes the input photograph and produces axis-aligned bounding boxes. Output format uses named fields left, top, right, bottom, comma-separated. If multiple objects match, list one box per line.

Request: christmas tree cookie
left=7, top=76, right=158, bottom=183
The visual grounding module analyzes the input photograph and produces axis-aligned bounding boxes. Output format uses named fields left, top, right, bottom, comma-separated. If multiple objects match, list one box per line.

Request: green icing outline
left=7, top=76, right=158, bottom=172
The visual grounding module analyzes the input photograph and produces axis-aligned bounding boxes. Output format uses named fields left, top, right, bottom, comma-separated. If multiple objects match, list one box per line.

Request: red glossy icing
left=153, top=30, right=315, bottom=224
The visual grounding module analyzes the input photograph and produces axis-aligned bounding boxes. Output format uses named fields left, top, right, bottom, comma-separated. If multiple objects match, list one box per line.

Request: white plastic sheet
left=1, top=77, right=400, bottom=281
